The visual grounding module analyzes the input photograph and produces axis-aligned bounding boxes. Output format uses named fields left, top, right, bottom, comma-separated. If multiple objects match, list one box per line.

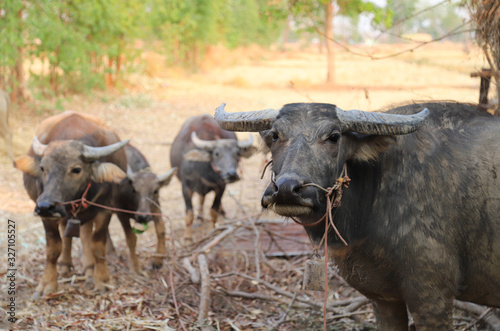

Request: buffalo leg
left=117, top=212, right=141, bottom=273
left=0, top=120, right=13, bottom=159
left=406, top=291, right=454, bottom=330
left=152, top=210, right=166, bottom=269
left=105, top=230, right=116, bottom=256
left=35, top=218, right=62, bottom=298
left=58, top=218, right=73, bottom=276
left=209, top=187, right=224, bottom=229
left=182, top=183, right=194, bottom=241
left=197, top=194, right=205, bottom=220
left=91, top=212, right=113, bottom=291
left=81, top=221, right=95, bottom=279
left=403, top=248, right=458, bottom=330
left=372, top=299, right=408, bottom=331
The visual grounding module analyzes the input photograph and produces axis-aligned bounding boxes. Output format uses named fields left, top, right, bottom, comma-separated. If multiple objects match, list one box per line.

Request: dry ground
left=0, top=42, right=495, bottom=330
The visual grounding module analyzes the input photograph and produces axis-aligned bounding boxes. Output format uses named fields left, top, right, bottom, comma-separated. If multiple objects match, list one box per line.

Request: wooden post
left=470, top=68, right=492, bottom=109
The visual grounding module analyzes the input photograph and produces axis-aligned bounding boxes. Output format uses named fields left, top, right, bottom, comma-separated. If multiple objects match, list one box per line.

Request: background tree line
left=0, top=0, right=286, bottom=101
left=0, top=0, right=482, bottom=103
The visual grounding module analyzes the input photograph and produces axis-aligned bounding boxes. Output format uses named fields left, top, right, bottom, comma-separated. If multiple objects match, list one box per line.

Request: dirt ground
left=0, top=42, right=494, bottom=330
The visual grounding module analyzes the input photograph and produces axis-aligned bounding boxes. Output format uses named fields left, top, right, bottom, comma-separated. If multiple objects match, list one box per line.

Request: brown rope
left=291, top=164, right=350, bottom=246
left=57, top=183, right=164, bottom=217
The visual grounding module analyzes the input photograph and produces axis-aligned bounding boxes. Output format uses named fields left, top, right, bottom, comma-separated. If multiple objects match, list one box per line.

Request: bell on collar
left=303, top=253, right=326, bottom=291
left=64, top=218, right=81, bottom=238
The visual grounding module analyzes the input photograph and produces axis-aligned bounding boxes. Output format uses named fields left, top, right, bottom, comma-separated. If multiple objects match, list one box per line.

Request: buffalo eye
left=153, top=189, right=159, bottom=195
left=214, top=151, right=220, bottom=158
left=40, top=166, right=45, bottom=172
left=327, top=133, right=340, bottom=144
left=271, top=131, right=279, bottom=142
left=71, top=167, right=82, bottom=174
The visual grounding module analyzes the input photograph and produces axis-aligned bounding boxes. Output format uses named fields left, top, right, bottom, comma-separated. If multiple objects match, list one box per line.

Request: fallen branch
left=227, top=192, right=263, bottom=279
left=189, top=225, right=237, bottom=263
left=182, top=258, right=200, bottom=284
left=197, top=254, right=211, bottom=329
left=169, top=269, right=188, bottom=331
left=270, top=283, right=301, bottom=330
left=454, top=300, right=500, bottom=330
left=214, top=272, right=353, bottom=314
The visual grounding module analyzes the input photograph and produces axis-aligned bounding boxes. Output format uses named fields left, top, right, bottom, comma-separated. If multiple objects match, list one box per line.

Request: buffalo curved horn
left=214, top=103, right=280, bottom=132
left=32, top=136, right=48, bottom=156
left=191, top=132, right=217, bottom=151
left=157, top=167, right=177, bottom=184
left=237, top=134, right=254, bottom=149
left=82, top=139, right=129, bottom=162
left=126, top=165, right=135, bottom=179
left=336, top=107, right=430, bottom=135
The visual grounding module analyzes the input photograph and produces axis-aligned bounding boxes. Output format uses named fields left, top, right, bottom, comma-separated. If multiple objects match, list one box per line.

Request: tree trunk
left=324, top=1, right=335, bottom=83
left=281, top=16, right=291, bottom=52
left=14, top=7, right=26, bottom=101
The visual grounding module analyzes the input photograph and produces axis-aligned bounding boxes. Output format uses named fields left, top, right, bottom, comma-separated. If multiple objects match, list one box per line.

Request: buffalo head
left=14, top=137, right=129, bottom=219
left=185, top=131, right=254, bottom=184
left=125, top=167, right=177, bottom=223
left=215, top=103, right=428, bottom=223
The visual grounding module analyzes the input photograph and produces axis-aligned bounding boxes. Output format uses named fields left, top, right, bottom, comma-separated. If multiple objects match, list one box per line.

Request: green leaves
left=0, top=0, right=287, bottom=95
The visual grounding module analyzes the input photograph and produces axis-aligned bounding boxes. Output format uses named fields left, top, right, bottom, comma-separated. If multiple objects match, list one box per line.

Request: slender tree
left=289, top=0, right=391, bottom=83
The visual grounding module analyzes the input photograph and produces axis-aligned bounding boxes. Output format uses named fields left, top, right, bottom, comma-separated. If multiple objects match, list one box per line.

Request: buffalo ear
left=14, top=155, right=42, bottom=177
left=240, top=145, right=257, bottom=159
left=183, top=149, right=211, bottom=162
left=158, top=167, right=177, bottom=187
left=91, top=162, right=127, bottom=183
left=346, top=133, right=397, bottom=162
left=259, top=130, right=272, bottom=149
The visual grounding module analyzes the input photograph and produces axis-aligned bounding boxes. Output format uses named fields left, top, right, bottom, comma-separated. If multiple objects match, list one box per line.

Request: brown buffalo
left=14, top=111, right=128, bottom=297
left=114, top=144, right=177, bottom=270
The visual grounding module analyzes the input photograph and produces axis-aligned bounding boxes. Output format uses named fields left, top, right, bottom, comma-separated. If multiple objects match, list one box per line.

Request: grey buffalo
left=215, top=102, right=500, bottom=330
left=170, top=114, right=254, bottom=242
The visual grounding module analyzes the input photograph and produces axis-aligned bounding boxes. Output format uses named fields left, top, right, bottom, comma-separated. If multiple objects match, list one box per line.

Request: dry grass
left=0, top=42, right=494, bottom=330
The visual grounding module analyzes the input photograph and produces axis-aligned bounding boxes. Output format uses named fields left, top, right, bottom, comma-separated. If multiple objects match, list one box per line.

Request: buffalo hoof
left=93, top=278, right=113, bottom=293
left=33, top=281, right=58, bottom=299
left=58, top=262, right=74, bottom=276
left=83, top=265, right=94, bottom=279
left=152, top=259, right=163, bottom=270
left=128, top=261, right=142, bottom=275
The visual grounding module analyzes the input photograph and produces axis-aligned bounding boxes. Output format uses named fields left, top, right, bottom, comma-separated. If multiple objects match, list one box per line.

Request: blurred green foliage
left=0, top=0, right=467, bottom=99
left=0, top=0, right=287, bottom=97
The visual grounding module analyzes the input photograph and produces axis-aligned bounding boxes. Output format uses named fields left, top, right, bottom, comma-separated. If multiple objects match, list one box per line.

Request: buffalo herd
left=12, top=100, right=500, bottom=329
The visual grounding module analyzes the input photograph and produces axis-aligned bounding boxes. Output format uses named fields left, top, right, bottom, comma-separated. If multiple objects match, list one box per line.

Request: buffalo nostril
left=38, top=202, right=49, bottom=208
left=276, top=178, right=302, bottom=194
left=35, top=201, right=58, bottom=216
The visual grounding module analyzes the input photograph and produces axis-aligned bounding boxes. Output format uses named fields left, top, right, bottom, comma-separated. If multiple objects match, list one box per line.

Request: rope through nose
left=290, top=164, right=350, bottom=246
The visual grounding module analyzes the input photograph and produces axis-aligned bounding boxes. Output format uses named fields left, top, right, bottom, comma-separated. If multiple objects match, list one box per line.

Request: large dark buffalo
left=114, top=144, right=176, bottom=270
left=215, top=102, right=500, bottom=330
left=170, top=114, right=254, bottom=241
left=14, top=111, right=128, bottom=297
